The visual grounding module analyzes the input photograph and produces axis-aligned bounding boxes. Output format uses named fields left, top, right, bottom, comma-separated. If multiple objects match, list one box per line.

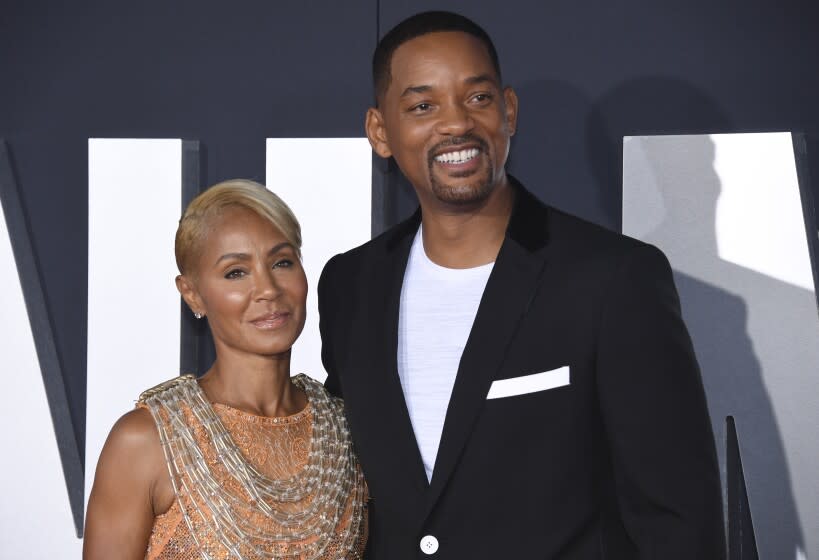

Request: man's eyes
left=409, top=102, right=433, bottom=113
left=408, top=94, right=492, bottom=113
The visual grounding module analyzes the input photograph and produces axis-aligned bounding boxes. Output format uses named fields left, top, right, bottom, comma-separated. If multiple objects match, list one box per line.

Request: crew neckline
left=414, top=227, right=495, bottom=274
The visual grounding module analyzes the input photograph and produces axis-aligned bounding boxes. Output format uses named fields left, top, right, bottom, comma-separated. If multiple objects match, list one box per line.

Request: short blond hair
left=175, top=179, right=302, bottom=275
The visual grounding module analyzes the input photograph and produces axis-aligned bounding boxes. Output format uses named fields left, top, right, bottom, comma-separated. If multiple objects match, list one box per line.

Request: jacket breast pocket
left=486, top=366, right=570, bottom=400
left=476, top=365, right=582, bottom=460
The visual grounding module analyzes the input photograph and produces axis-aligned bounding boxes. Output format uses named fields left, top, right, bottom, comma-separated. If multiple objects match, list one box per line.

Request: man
left=318, top=11, right=724, bottom=559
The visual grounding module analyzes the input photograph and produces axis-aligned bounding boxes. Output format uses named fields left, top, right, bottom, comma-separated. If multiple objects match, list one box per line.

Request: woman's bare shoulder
left=105, top=407, right=160, bottom=458
left=84, top=407, right=165, bottom=559
left=90, top=406, right=167, bottom=497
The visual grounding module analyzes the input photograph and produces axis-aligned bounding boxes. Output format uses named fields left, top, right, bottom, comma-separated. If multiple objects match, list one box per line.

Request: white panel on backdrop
left=0, top=182, right=83, bottom=557
left=623, top=133, right=819, bottom=560
left=266, top=138, right=371, bottom=383
left=86, top=139, right=182, bottom=511
left=713, top=133, right=814, bottom=291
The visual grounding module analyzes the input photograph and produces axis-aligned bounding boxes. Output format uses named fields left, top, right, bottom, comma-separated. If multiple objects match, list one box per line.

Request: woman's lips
left=249, top=312, right=290, bottom=330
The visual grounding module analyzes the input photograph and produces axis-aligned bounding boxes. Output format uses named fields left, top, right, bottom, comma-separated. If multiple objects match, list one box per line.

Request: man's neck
left=419, top=179, right=515, bottom=269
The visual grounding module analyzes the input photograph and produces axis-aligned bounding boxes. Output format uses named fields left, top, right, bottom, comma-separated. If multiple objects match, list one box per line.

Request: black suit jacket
left=318, top=181, right=725, bottom=559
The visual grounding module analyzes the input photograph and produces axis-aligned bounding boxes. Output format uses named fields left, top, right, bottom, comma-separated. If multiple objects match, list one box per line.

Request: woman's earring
left=194, top=312, right=203, bottom=319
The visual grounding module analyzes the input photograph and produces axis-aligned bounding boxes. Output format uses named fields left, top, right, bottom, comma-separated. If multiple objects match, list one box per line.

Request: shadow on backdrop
left=508, top=79, right=613, bottom=230
left=588, top=76, right=741, bottom=232
left=641, top=134, right=811, bottom=559
left=614, top=86, right=811, bottom=556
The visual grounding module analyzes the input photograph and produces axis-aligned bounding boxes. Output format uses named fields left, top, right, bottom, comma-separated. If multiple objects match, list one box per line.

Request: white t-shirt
left=397, top=228, right=494, bottom=481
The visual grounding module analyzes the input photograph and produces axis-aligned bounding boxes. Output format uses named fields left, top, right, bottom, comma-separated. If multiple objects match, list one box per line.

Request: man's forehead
left=389, top=31, right=498, bottom=82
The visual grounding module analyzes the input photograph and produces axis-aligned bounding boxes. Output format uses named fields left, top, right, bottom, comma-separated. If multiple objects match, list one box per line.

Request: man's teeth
left=434, top=148, right=480, bottom=164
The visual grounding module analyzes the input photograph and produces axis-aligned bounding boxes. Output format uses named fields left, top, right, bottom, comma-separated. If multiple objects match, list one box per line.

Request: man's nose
left=434, top=102, right=475, bottom=136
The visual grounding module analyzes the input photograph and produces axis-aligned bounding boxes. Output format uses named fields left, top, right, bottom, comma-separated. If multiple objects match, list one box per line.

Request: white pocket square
left=486, top=366, right=570, bottom=399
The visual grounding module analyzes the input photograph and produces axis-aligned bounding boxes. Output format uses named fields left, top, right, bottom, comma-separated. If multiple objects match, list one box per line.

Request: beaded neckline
left=211, top=400, right=312, bottom=426
left=139, top=373, right=366, bottom=559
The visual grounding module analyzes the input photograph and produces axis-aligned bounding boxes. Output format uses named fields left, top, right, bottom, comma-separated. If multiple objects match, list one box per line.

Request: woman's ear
left=176, top=275, right=204, bottom=317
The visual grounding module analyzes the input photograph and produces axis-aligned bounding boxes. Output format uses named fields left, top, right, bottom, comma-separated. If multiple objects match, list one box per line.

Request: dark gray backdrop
left=2, top=0, right=818, bottom=551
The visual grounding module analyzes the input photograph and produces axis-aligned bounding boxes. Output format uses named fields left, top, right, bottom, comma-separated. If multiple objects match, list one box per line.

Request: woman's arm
left=83, top=407, right=169, bottom=560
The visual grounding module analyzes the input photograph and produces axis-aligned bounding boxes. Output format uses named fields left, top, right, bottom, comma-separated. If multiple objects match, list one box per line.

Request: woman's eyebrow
left=214, top=252, right=250, bottom=266
left=213, top=243, right=294, bottom=266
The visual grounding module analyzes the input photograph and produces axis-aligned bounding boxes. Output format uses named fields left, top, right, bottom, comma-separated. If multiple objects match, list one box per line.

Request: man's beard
left=429, top=165, right=495, bottom=205
left=426, top=135, right=494, bottom=205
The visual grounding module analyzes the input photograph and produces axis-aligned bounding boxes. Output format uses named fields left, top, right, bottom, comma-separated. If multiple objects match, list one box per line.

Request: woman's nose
left=254, top=268, right=280, bottom=300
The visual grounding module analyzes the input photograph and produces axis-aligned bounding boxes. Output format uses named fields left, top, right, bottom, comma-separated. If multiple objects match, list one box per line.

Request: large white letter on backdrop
left=623, top=132, right=819, bottom=559
left=85, top=139, right=183, bottom=511
left=266, top=138, right=372, bottom=383
left=0, top=165, right=83, bottom=558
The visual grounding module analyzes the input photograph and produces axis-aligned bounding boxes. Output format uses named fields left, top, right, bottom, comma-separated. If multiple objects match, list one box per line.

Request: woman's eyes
left=224, top=269, right=246, bottom=279
left=223, top=260, right=293, bottom=279
left=273, top=259, right=293, bottom=269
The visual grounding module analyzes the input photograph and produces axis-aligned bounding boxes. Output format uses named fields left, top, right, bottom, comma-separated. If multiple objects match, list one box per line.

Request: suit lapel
left=365, top=210, right=430, bottom=491
left=423, top=183, right=551, bottom=516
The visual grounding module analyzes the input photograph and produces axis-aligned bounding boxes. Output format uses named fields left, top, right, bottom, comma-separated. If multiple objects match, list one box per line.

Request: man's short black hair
left=372, top=11, right=501, bottom=105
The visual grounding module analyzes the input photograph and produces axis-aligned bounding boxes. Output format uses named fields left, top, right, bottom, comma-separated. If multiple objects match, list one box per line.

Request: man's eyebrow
left=464, top=74, right=497, bottom=86
left=213, top=242, right=294, bottom=266
left=400, top=74, right=498, bottom=98
left=400, top=84, right=432, bottom=98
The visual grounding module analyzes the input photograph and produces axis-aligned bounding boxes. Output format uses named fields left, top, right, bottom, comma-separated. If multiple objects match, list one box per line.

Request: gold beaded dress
left=138, top=374, right=367, bottom=560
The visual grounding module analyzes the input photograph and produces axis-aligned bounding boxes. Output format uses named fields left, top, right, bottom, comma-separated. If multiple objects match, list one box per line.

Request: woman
left=84, top=179, right=367, bottom=559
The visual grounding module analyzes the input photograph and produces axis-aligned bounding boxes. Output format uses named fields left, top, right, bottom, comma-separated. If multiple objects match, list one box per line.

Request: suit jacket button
left=420, top=535, right=439, bottom=555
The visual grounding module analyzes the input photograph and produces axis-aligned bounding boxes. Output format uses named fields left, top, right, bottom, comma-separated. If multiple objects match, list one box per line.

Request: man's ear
left=503, top=86, right=519, bottom=137
left=176, top=274, right=204, bottom=317
left=365, top=107, right=393, bottom=159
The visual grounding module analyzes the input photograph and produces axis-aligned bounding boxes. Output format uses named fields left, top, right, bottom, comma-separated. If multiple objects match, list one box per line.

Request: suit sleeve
left=596, top=245, right=725, bottom=559
left=318, top=254, right=342, bottom=398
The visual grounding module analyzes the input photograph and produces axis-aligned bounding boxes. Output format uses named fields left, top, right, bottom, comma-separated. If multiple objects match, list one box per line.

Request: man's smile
left=428, top=136, right=489, bottom=178
left=433, top=147, right=480, bottom=164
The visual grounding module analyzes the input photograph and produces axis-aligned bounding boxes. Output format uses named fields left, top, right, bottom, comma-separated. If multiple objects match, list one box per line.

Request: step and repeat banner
left=4, top=1, right=819, bottom=557
left=3, top=133, right=818, bottom=558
